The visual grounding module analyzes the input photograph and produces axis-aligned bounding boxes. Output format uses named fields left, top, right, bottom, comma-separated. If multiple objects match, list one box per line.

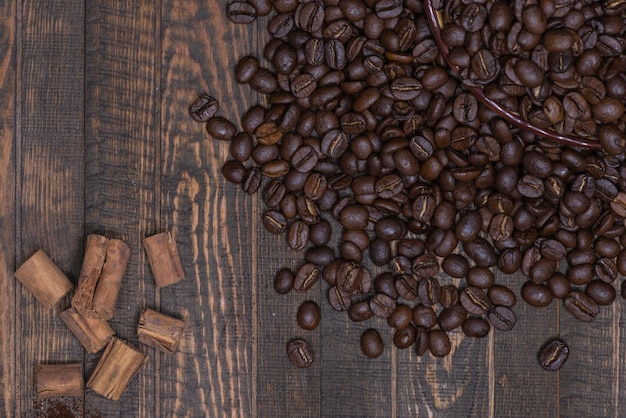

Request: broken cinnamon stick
left=143, top=232, right=185, bottom=288
left=89, top=239, right=130, bottom=320
left=14, top=249, right=73, bottom=309
left=36, top=363, right=83, bottom=398
left=87, top=338, right=148, bottom=401
left=72, top=234, right=108, bottom=315
left=60, top=307, right=115, bottom=353
left=137, top=308, right=185, bottom=354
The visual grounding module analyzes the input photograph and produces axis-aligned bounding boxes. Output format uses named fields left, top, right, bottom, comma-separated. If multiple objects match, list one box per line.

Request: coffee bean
left=539, top=339, right=569, bottom=371
left=462, top=317, right=490, bottom=338
left=361, top=329, right=384, bottom=358
left=273, top=268, right=295, bottom=294
left=190, top=94, right=219, bottom=122
left=287, top=338, right=313, bottom=368
left=227, top=1, right=257, bottom=24
left=328, top=286, right=351, bottom=311
left=297, top=301, right=321, bottom=330
left=370, top=293, right=397, bottom=319
left=488, top=305, right=516, bottom=331
left=585, top=280, right=616, bottom=306
left=348, top=300, right=373, bottom=322
left=563, top=291, right=599, bottom=322
left=428, top=329, right=451, bottom=357
left=294, top=262, right=319, bottom=293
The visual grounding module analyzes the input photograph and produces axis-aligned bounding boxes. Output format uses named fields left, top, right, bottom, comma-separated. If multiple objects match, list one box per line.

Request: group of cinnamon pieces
left=15, top=232, right=186, bottom=402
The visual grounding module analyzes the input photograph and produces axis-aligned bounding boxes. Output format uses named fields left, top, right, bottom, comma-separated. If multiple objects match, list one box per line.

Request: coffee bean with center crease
left=539, top=339, right=569, bottom=371
left=227, top=1, right=257, bottom=24
left=263, top=210, right=287, bottom=234
left=370, top=293, right=396, bottom=319
left=295, top=1, right=324, bottom=32
left=288, top=221, right=309, bottom=251
left=563, top=291, right=599, bottom=322
left=190, top=94, right=219, bottom=122
left=488, top=305, right=516, bottom=331
left=287, top=338, right=313, bottom=368
left=460, top=286, right=492, bottom=315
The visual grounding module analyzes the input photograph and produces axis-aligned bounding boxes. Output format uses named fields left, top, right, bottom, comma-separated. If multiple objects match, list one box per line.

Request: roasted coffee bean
left=460, top=286, right=492, bottom=315
left=348, top=300, right=373, bottom=322
left=297, top=300, right=321, bottom=330
left=539, top=339, right=569, bottom=371
left=563, top=291, right=599, bottom=322
left=207, top=116, right=236, bottom=141
left=370, top=293, right=397, bottom=319
left=294, top=262, right=319, bottom=292
left=412, top=254, right=439, bottom=279
left=263, top=210, right=287, bottom=234
left=463, top=238, right=497, bottom=267
left=418, top=277, right=441, bottom=307
left=488, top=305, right=516, bottom=331
left=467, top=267, right=495, bottom=289
left=393, top=325, right=416, bottom=349
left=241, top=167, right=262, bottom=194
left=442, top=254, right=469, bottom=278
left=190, top=94, right=219, bottom=122
left=428, top=329, right=451, bottom=357
left=228, top=1, right=257, bottom=24
left=595, top=258, right=618, bottom=283
left=328, top=285, right=351, bottom=311
left=361, top=329, right=384, bottom=358
left=387, top=304, right=413, bottom=330
left=287, top=338, right=313, bottom=368
left=521, top=281, right=553, bottom=307
left=440, top=285, right=460, bottom=309
left=585, top=280, right=616, bottom=306
left=273, top=268, right=295, bottom=294
left=488, top=285, right=517, bottom=308
left=395, top=275, right=418, bottom=301
left=462, top=317, right=491, bottom=338
left=374, top=272, right=399, bottom=300
left=438, top=304, right=467, bottom=331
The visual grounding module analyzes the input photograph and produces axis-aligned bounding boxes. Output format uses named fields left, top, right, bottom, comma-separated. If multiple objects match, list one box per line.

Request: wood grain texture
left=560, top=301, right=621, bottom=417
left=493, top=272, right=558, bottom=418
left=18, top=1, right=85, bottom=417
left=159, top=1, right=257, bottom=416
left=84, top=0, right=158, bottom=415
left=0, top=0, right=17, bottom=416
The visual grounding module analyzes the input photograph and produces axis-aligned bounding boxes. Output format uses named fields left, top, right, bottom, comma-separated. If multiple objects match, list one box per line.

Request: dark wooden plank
left=84, top=0, right=158, bottom=415
left=158, top=1, right=256, bottom=416
left=493, top=271, right=558, bottom=417
left=0, top=0, right=17, bottom=416
left=17, top=1, right=85, bottom=416
left=560, top=300, right=619, bottom=417
left=397, top=326, right=492, bottom=417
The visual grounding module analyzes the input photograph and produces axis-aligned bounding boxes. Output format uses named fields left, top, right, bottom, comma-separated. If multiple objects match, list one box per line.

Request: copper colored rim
left=423, top=0, right=602, bottom=150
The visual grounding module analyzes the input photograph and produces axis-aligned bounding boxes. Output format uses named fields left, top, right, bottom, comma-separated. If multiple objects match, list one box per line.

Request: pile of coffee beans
left=439, top=0, right=625, bottom=151
left=191, top=0, right=626, bottom=371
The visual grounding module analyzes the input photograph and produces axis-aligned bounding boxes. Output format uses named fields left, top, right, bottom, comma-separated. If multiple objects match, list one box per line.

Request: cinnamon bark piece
left=60, top=307, right=115, bottom=353
left=14, top=249, right=73, bottom=309
left=36, top=363, right=83, bottom=398
left=87, top=338, right=148, bottom=401
left=72, top=234, right=109, bottom=314
left=88, top=239, right=130, bottom=320
left=143, top=232, right=185, bottom=288
left=137, top=308, right=185, bottom=353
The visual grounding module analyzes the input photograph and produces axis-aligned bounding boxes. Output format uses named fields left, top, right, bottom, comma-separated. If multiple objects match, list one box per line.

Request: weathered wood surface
left=1, top=1, right=625, bottom=417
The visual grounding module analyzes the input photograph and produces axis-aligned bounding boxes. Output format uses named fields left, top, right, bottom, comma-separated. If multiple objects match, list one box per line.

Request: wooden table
left=1, top=1, right=624, bottom=417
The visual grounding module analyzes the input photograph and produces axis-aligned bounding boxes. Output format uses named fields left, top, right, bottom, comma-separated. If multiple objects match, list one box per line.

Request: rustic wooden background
left=1, top=1, right=625, bottom=417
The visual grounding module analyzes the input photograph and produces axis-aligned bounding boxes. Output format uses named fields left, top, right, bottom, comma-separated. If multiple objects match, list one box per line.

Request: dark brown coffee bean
left=441, top=254, right=469, bottom=278
left=539, top=339, right=569, bottom=371
left=190, top=94, right=219, bottom=122
left=295, top=1, right=324, bottom=32
left=428, top=329, right=451, bottom=357
left=339, top=204, right=369, bottom=230
left=207, top=116, right=236, bottom=141
left=294, top=262, right=319, bottom=293
left=328, top=285, right=351, bottom=311
left=463, top=238, right=497, bottom=267
left=390, top=77, right=422, bottom=101
left=393, top=325, right=416, bottom=349
left=228, top=1, right=257, bottom=24
left=297, top=300, right=321, bottom=330
left=462, top=317, right=491, bottom=338
left=348, top=300, right=373, bottom=322
left=241, top=167, right=262, bottom=194
left=585, top=280, right=616, bottom=306
left=395, top=274, right=418, bottom=301
left=262, top=210, right=287, bottom=235
left=250, top=68, right=278, bottom=94
left=460, top=286, right=492, bottom=315
left=418, top=277, right=441, bottom=307
left=488, top=285, right=517, bottom=308
left=438, top=304, right=467, bottom=332
left=287, top=338, right=313, bottom=368
left=235, top=56, right=260, bottom=84
left=412, top=254, right=439, bottom=279
left=370, top=293, right=396, bottom=319
left=521, top=281, right=553, bottom=307
left=274, top=268, right=295, bottom=294
left=488, top=305, right=516, bottom=331
left=563, top=291, right=599, bottom=322
left=361, top=329, right=384, bottom=358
